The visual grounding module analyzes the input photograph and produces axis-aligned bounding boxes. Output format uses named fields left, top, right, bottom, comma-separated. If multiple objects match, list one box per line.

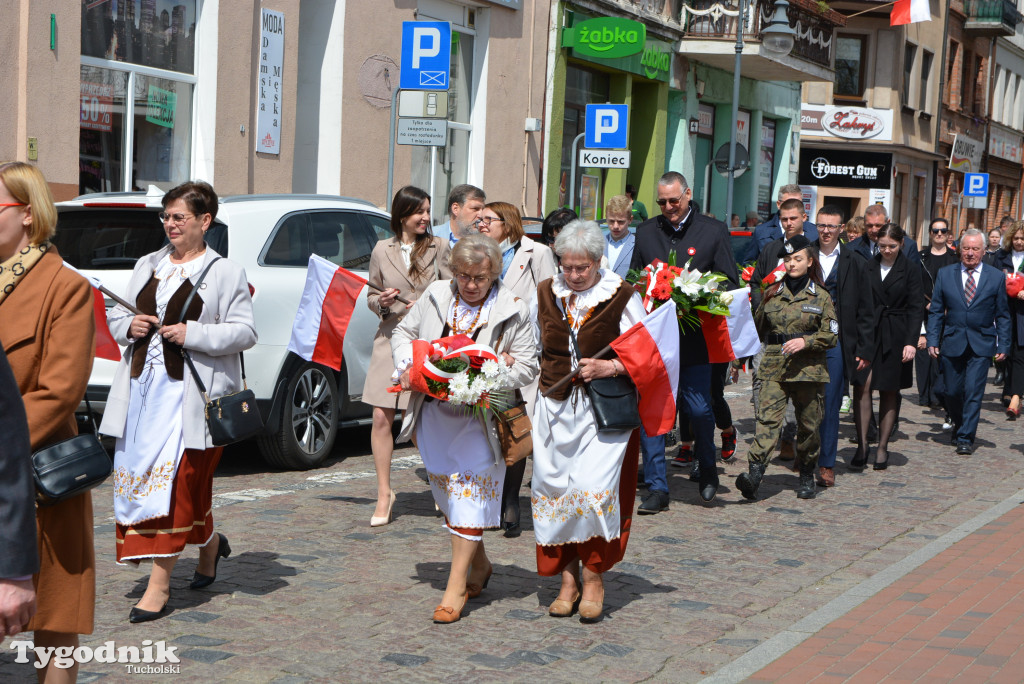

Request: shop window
left=903, top=43, right=915, bottom=108
left=919, top=50, right=933, bottom=112
left=79, top=1, right=198, bottom=194
left=835, top=34, right=866, bottom=100
left=560, top=66, right=611, bottom=209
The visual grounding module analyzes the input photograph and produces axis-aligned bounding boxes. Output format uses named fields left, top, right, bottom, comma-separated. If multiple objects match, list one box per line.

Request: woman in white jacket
left=392, top=234, right=539, bottom=624
left=99, top=181, right=257, bottom=624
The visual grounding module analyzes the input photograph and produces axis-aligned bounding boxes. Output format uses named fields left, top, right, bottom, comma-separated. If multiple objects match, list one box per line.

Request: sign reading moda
left=798, top=149, right=892, bottom=189
left=257, top=9, right=284, bottom=155
left=561, top=15, right=672, bottom=83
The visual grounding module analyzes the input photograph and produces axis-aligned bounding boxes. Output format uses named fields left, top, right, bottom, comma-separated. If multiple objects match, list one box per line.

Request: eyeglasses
left=158, top=212, right=198, bottom=226
left=454, top=273, right=491, bottom=286
left=0, top=202, right=26, bottom=208
left=817, top=224, right=842, bottom=231
left=561, top=262, right=596, bottom=275
left=931, top=228, right=949, bottom=234
left=656, top=194, right=684, bottom=207
left=477, top=216, right=503, bottom=226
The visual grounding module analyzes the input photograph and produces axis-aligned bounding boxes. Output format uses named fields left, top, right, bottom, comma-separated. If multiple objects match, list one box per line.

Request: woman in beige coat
left=392, top=234, right=539, bottom=623
left=478, top=201, right=557, bottom=536
left=0, top=161, right=96, bottom=682
left=365, top=186, right=450, bottom=526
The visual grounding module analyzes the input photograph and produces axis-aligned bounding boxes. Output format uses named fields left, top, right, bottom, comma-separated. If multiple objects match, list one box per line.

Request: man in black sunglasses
left=630, top=171, right=740, bottom=507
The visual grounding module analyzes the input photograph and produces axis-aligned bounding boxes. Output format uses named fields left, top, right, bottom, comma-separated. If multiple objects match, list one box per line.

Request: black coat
left=848, top=234, right=923, bottom=265
left=631, top=203, right=739, bottom=366
left=814, top=242, right=876, bottom=380
left=0, top=345, right=37, bottom=578
left=856, top=251, right=926, bottom=391
left=989, top=249, right=1024, bottom=347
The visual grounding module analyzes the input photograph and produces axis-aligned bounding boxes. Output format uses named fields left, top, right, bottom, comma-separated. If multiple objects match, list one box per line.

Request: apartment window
left=835, top=34, right=866, bottom=99
left=79, top=1, right=197, bottom=194
left=974, top=54, right=986, bottom=114
left=946, top=40, right=959, bottom=105
left=919, top=50, right=933, bottom=112
left=961, top=51, right=974, bottom=112
left=903, top=43, right=916, bottom=107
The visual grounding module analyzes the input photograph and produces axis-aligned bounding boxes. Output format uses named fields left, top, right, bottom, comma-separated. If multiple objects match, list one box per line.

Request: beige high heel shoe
left=370, top=489, right=396, bottom=527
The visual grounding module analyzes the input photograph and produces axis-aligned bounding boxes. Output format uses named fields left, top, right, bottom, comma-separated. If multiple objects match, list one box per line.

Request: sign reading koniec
left=580, top=149, right=631, bottom=168
left=798, top=149, right=892, bottom=189
left=800, top=105, right=893, bottom=142
left=257, top=9, right=284, bottom=154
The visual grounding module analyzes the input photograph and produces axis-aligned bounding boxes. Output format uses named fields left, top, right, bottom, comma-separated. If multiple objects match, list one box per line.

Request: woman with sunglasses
left=477, top=202, right=557, bottom=537
left=991, top=221, right=1024, bottom=418
left=917, top=219, right=958, bottom=415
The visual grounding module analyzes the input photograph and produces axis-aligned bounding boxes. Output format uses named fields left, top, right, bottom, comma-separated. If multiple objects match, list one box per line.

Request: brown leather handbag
left=495, top=389, right=532, bottom=466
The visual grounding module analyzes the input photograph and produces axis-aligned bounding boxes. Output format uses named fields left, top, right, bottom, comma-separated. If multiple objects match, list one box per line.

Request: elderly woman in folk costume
left=531, top=220, right=645, bottom=623
left=392, top=233, right=538, bottom=624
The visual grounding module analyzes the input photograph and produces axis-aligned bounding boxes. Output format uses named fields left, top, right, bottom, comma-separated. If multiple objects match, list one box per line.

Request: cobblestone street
left=3, top=371, right=1022, bottom=683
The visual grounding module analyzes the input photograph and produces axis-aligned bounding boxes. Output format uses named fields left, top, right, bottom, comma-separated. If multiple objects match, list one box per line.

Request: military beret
left=783, top=235, right=811, bottom=255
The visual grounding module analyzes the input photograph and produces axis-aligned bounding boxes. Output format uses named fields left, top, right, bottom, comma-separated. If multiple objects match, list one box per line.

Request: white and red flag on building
left=608, top=303, right=680, bottom=437
left=890, top=0, right=930, bottom=26
left=287, top=254, right=367, bottom=371
left=62, top=262, right=121, bottom=362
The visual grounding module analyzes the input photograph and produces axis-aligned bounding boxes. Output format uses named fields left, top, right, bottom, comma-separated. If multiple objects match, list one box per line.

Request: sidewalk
left=737, top=496, right=1024, bottom=683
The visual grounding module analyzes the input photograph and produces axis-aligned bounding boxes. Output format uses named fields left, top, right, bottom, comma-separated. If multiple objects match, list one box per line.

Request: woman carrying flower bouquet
left=392, top=234, right=539, bottom=624
left=736, top=235, right=837, bottom=501
left=531, top=220, right=646, bottom=623
left=989, top=221, right=1024, bottom=418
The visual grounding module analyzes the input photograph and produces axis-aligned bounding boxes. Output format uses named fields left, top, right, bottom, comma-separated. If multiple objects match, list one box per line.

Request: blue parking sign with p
left=964, top=172, right=989, bottom=197
left=585, top=104, right=629, bottom=149
left=401, top=22, right=451, bottom=90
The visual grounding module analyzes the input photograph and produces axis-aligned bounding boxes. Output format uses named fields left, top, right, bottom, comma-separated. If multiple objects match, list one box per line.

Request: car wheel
left=259, top=362, right=339, bottom=470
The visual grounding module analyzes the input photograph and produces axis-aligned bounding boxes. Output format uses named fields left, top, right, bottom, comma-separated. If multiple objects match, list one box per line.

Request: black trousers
left=680, top=362, right=733, bottom=440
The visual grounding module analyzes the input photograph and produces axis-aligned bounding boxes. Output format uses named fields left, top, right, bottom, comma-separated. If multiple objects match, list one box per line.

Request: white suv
left=55, top=189, right=391, bottom=470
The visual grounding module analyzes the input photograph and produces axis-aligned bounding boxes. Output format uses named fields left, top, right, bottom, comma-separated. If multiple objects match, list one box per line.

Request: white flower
left=481, top=359, right=502, bottom=379
left=719, top=291, right=734, bottom=306
left=448, top=372, right=470, bottom=395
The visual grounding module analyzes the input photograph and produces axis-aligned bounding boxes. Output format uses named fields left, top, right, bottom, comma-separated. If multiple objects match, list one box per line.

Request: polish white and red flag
left=287, top=254, right=367, bottom=371
left=62, top=262, right=122, bottom=362
left=890, top=0, right=930, bottom=26
left=608, top=303, right=680, bottom=437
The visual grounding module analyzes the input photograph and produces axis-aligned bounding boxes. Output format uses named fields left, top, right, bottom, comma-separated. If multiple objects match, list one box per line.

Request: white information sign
left=397, top=118, right=448, bottom=146
left=869, top=188, right=891, bottom=216
left=257, top=9, right=284, bottom=154
left=579, top=149, right=631, bottom=169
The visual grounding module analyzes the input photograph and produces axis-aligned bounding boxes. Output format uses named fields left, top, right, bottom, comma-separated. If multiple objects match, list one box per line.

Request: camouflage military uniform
left=747, top=280, right=838, bottom=468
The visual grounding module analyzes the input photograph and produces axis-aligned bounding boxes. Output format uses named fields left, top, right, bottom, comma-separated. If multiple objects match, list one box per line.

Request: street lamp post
left=723, top=0, right=797, bottom=223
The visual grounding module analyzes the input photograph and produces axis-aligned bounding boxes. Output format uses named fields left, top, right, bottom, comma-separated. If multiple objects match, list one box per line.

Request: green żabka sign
left=562, top=16, right=671, bottom=83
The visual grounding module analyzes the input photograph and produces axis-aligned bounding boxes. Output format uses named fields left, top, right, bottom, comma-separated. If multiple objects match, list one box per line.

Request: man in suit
left=812, top=206, right=874, bottom=486
left=740, top=184, right=819, bottom=262
left=927, top=230, right=1012, bottom=454
left=847, top=204, right=922, bottom=265
left=631, top=171, right=739, bottom=507
left=0, top=345, right=38, bottom=638
left=603, top=194, right=635, bottom=279
left=432, top=184, right=485, bottom=246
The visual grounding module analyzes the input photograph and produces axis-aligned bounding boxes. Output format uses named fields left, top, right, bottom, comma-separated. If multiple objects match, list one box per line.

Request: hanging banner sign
left=256, top=9, right=284, bottom=154
left=948, top=134, right=983, bottom=173
left=800, top=105, right=893, bottom=142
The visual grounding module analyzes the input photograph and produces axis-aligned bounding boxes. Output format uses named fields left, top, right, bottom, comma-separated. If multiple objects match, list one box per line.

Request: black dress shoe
left=688, top=463, right=701, bottom=482
left=873, top=448, right=889, bottom=471
left=637, top=490, right=669, bottom=514
left=502, top=521, right=522, bottom=538
left=699, top=484, right=717, bottom=503
left=955, top=442, right=972, bottom=455
left=190, top=533, right=231, bottom=590
left=849, top=446, right=869, bottom=471
left=502, top=498, right=522, bottom=537
left=129, top=591, right=171, bottom=624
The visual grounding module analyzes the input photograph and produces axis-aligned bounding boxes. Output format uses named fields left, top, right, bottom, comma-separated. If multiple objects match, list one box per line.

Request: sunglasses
left=931, top=228, right=949, bottom=234
left=656, top=195, right=684, bottom=207
left=0, top=202, right=26, bottom=207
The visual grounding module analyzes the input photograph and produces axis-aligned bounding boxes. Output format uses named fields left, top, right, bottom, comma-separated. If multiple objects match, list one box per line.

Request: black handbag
left=568, top=326, right=641, bottom=433
left=177, top=257, right=264, bottom=447
left=32, top=395, right=112, bottom=506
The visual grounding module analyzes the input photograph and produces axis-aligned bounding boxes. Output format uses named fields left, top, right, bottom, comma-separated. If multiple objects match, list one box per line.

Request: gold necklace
left=451, top=289, right=487, bottom=335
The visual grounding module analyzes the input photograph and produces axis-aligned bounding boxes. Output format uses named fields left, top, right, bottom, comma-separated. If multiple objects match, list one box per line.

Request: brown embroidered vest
left=537, top=278, right=634, bottom=401
left=130, top=276, right=205, bottom=380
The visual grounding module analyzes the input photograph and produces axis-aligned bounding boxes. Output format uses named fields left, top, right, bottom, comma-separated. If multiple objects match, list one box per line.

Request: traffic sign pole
left=386, top=85, right=400, bottom=209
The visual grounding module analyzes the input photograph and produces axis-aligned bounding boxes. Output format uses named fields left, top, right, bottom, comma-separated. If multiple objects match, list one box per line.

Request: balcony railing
left=964, top=0, right=1022, bottom=35
left=681, top=0, right=842, bottom=69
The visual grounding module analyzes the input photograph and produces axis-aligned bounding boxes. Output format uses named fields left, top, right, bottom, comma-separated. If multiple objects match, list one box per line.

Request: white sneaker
left=941, top=419, right=954, bottom=432
left=840, top=396, right=852, bottom=414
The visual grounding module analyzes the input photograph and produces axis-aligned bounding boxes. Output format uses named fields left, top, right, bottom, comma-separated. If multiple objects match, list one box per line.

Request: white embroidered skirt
left=416, top=400, right=505, bottom=531
left=531, top=392, right=631, bottom=546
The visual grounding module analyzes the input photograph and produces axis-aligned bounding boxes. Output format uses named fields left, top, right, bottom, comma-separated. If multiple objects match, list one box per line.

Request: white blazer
left=504, top=236, right=558, bottom=301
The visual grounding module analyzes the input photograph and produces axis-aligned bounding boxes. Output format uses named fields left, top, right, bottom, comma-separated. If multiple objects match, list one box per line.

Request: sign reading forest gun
left=257, top=9, right=284, bottom=155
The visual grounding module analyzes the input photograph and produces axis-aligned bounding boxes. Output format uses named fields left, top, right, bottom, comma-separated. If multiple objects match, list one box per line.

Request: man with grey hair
left=434, top=184, right=485, bottom=245
left=847, top=204, right=921, bottom=264
left=630, top=171, right=740, bottom=506
left=741, top=184, right=819, bottom=262
left=927, top=229, right=1011, bottom=454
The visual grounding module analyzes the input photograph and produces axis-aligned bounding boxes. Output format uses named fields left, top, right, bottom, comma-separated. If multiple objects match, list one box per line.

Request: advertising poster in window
left=757, top=119, right=776, bottom=217
left=579, top=174, right=600, bottom=221
left=81, top=82, right=114, bottom=133
left=737, top=110, right=750, bottom=151
left=257, top=9, right=284, bottom=155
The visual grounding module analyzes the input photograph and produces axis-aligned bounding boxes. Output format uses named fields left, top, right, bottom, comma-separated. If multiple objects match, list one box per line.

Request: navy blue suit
left=741, top=214, right=818, bottom=263
left=926, top=262, right=1011, bottom=445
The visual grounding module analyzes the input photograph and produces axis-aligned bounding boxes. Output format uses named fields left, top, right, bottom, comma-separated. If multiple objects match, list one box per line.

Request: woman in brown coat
left=364, top=186, right=450, bottom=525
left=0, top=161, right=96, bottom=683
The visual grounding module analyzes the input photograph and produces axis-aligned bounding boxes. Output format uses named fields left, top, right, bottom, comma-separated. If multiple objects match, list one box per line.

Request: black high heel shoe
left=189, top=533, right=231, bottom=589
left=502, top=499, right=521, bottom=538
left=873, top=448, right=889, bottom=470
left=849, top=445, right=869, bottom=471
left=129, top=589, right=171, bottom=624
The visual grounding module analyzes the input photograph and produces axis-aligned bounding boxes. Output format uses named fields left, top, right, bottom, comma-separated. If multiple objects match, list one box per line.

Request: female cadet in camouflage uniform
left=736, top=235, right=838, bottom=500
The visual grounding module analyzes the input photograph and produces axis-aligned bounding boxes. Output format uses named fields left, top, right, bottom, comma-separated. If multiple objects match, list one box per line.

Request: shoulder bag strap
left=175, top=257, right=237, bottom=403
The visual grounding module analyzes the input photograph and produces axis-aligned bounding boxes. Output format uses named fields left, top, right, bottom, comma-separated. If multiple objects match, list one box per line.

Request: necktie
left=965, top=269, right=976, bottom=305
